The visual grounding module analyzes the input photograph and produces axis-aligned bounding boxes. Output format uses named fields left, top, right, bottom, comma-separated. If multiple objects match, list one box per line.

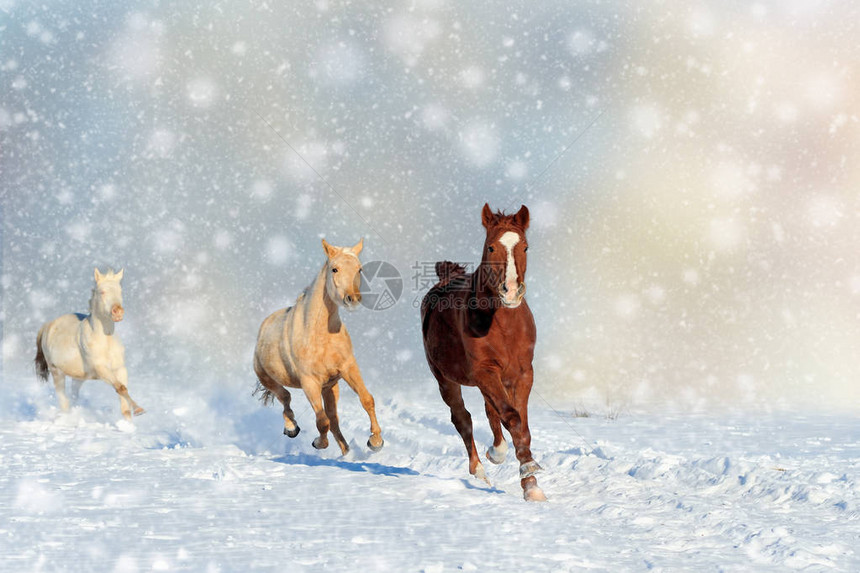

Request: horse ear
left=351, top=238, right=364, bottom=255
left=321, top=238, right=338, bottom=259
left=94, top=268, right=103, bottom=283
left=481, top=203, right=494, bottom=228
left=115, top=268, right=124, bottom=281
left=513, top=205, right=530, bottom=230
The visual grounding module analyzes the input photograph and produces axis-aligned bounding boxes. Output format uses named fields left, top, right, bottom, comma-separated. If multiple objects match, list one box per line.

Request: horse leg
left=323, top=383, right=349, bottom=455
left=49, top=368, right=70, bottom=412
left=512, top=403, right=545, bottom=502
left=484, top=399, right=508, bottom=464
left=255, top=366, right=299, bottom=437
left=340, top=360, right=383, bottom=451
left=436, top=376, right=488, bottom=485
left=280, top=388, right=300, bottom=438
left=93, top=365, right=139, bottom=420
left=481, top=373, right=546, bottom=501
left=70, top=379, right=84, bottom=405
left=511, top=369, right=541, bottom=480
left=301, top=379, right=330, bottom=450
left=115, top=366, right=145, bottom=417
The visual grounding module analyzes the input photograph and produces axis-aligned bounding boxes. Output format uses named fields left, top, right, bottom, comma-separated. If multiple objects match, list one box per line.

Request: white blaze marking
left=499, top=231, right=520, bottom=295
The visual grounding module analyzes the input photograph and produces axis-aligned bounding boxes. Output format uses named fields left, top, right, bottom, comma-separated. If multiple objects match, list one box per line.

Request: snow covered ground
left=3, top=1, right=860, bottom=570
left=1, top=378, right=857, bottom=572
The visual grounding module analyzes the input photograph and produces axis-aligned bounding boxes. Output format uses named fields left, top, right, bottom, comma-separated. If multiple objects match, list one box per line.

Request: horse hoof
left=519, top=461, right=543, bottom=479
left=283, top=426, right=300, bottom=438
left=524, top=484, right=547, bottom=502
left=367, top=437, right=384, bottom=452
left=486, top=443, right=508, bottom=464
left=312, top=438, right=328, bottom=450
left=473, top=464, right=492, bottom=486
left=133, top=407, right=146, bottom=417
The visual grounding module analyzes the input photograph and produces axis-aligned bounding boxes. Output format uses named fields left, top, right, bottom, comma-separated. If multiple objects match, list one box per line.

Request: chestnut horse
left=253, top=239, right=384, bottom=454
left=421, top=204, right=545, bottom=501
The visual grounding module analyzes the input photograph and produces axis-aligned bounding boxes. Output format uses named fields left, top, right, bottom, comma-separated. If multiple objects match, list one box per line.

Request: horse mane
left=298, top=261, right=328, bottom=303
left=88, top=287, right=98, bottom=315
left=435, top=261, right=467, bottom=286
left=484, top=209, right=517, bottom=227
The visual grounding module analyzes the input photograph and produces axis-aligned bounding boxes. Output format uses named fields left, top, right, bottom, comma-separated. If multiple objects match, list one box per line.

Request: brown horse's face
left=481, top=204, right=530, bottom=308
left=322, top=238, right=364, bottom=309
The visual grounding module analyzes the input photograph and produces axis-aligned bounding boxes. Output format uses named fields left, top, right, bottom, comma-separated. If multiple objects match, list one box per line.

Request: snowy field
left=3, top=1, right=860, bottom=571
left=1, top=380, right=858, bottom=572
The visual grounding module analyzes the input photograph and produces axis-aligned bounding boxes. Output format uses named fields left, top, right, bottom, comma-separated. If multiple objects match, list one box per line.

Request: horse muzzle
left=343, top=293, right=362, bottom=309
left=499, top=282, right=526, bottom=308
left=111, top=304, right=124, bottom=322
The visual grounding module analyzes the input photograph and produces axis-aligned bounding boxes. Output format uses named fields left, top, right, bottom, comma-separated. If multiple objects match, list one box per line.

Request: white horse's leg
left=322, top=383, right=349, bottom=455
left=116, top=367, right=145, bottom=416
left=93, top=365, right=141, bottom=420
left=301, top=379, right=330, bottom=450
left=50, top=368, right=70, bottom=412
left=69, top=379, right=84, bottom=405
left=340, top=360, right=383, bottom=451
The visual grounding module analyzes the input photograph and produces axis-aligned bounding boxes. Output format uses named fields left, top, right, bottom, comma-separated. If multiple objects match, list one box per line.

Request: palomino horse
left=34, top=268, right=145, bottom=420
left=421, top=204, right=545, bottom=501
left=253, top=238, right=384, bottom=454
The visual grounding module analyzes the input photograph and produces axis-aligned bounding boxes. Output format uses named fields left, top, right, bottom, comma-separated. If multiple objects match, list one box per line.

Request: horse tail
left=34, top=326, right=49, bottom=382
left=435, top=261, right=466, bottom=282
left=252, top=380, right=276, bottom=406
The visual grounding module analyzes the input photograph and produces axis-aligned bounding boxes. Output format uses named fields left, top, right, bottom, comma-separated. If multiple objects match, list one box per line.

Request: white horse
left=34, top=268, right=144, bottom=420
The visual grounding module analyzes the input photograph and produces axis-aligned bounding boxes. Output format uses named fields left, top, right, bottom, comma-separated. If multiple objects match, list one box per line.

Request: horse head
left=92, top=268, right=125, bottom=322
left=322, top=238, right=364, bottom=310
left=480, top=203, right=530, bottom=308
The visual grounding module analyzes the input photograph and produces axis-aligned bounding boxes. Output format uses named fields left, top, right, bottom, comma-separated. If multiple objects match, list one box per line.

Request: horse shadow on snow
left=272, top=453, right=506, bottom=496
left=273, top=452, right=419, bottom=477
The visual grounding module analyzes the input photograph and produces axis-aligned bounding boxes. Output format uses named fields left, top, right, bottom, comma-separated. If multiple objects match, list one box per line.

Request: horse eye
left=524, top=246, right=528, bottom=252
left=332, top=268, right=339, bottom=273
left=488, top=246, right=494, bottom=253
